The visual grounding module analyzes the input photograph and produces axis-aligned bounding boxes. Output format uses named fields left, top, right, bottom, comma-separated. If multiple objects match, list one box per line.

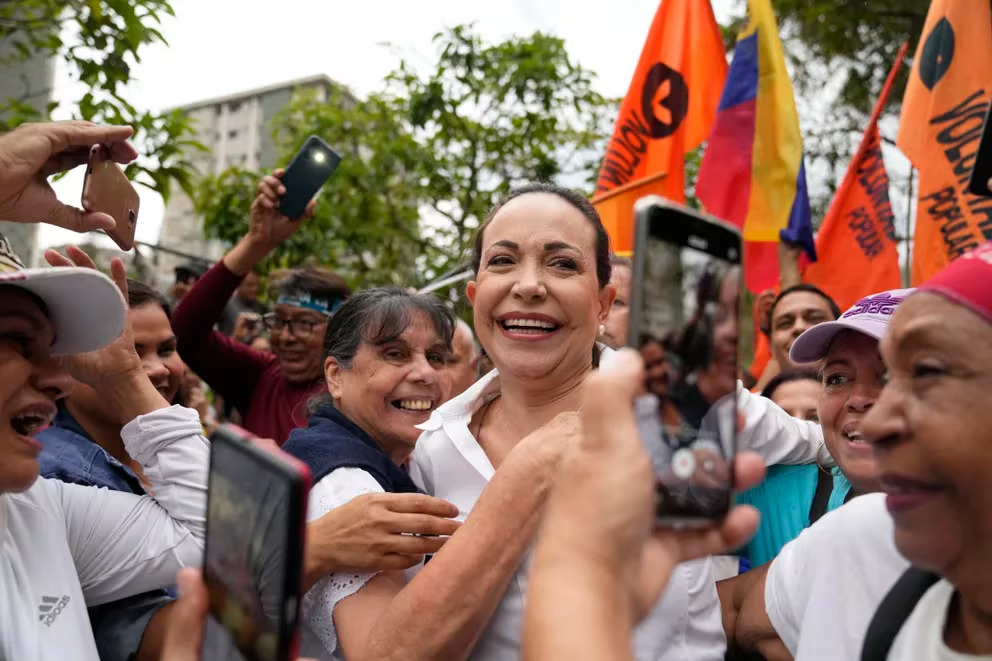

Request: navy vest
left=282, top=405, right=421, bottom=493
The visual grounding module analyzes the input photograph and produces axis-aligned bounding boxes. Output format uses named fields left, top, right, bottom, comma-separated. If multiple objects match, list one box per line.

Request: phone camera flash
left=312, top=151, right=327, bottom=164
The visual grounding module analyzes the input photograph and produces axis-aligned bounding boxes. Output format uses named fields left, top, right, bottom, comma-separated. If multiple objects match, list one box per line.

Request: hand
left=246, top=169, right=316, bottom=251
left=541, top=349, right=764, bottom=622
left=754, top=289, right=776, bottom=336
left=512, top=411, right=583, bottom=477
left=0, top=121, right=138, bottom=232
left=304, top=492, right=462, bottom=586
left=44, top=245, right=143, bottom=384
left=161, top=568, right=315, bottom=661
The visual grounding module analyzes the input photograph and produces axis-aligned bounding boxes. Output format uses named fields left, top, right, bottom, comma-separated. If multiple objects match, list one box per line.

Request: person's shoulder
left=310, top=467, right=384, bottom=515
left=36, top=426, right=103, bottom=484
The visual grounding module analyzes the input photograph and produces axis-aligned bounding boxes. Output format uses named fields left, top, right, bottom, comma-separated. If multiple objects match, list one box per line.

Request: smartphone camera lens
left=128, top=209, right=136, bottom=226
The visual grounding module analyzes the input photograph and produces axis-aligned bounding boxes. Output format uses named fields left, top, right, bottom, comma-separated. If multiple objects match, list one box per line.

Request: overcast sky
left=42, top=0, right=911, bottom=259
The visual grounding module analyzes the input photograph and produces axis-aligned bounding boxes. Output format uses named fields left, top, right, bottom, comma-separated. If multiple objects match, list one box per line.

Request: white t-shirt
left=891, top=580, right=992, bottom=660
left=407, top=361, right=827, bottom=661
left=0, top=405, right=208, bottom=661
left=765, top=493, right=909, bottom=660
left=301, top=467, right=422, bottom=660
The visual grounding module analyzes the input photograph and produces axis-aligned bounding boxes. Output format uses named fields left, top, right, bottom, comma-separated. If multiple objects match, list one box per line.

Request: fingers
left=383, top=534, right=451, bottom=557
left=302, top=198, right=317, bottom=220
left=258, top=174, right=286, bottom=197
left=160, top=568, right=208, bottom=661
left=44, top=249, right=75, bottom=268
left=47, top=200, right=116, bottom=233
left=732, top=452, right=766, bottom=493
left=42, top=121, right=136, bottom=160
left=385, top=512, right=461, bottom=537
left=64, top=244, right=99, bottom=270
left=581, top=348, right=644, bottom=453
left=379, top=493, right=459, bottom=518
left=661, top=504, right=761, bottom=564
left=108, top=258, right=130, bottom=305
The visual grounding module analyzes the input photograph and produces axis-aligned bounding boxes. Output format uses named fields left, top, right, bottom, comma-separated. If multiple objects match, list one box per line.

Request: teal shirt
left=736, top=464, right=852, bottom=567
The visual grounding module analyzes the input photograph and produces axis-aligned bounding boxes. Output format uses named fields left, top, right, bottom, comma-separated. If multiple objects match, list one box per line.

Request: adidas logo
left=38, top=595, right=70, bottom=627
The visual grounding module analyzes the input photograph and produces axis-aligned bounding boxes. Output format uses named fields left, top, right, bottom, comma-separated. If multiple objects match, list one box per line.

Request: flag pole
left=903, top=166, right=915, bottom=288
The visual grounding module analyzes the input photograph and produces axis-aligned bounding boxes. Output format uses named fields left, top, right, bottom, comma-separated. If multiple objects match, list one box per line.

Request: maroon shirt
left=172, top=261, right=323, bottom=444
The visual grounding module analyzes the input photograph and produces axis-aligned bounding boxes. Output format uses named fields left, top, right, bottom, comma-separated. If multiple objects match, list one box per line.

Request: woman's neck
left=947, top=586, right=992, bottom=655
left=64, top=400, right=132, bottom=468
left=494, top=361, right=591, bottom=438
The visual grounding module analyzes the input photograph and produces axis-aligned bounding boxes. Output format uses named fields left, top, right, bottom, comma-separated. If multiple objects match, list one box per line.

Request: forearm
left=525, top=543, right=633, bottom=661
left=222, top=235, right=270, bottom=277
left=121, top=405, right=209, bottom=541
left=737, top=384, right=826, bottom=466
left=362, top=463, right=552, bottom=660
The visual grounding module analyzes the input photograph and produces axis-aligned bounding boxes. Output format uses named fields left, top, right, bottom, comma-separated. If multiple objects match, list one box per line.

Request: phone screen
left=204, top=430, right=306, bottom=661
left=629, top=199, right=741, bottom=525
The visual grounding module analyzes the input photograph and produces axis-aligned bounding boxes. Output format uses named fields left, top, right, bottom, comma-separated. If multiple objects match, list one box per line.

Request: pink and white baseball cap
left=0, top=233, right=126, bottom=356
left=789, top=288, right=915, bottom=364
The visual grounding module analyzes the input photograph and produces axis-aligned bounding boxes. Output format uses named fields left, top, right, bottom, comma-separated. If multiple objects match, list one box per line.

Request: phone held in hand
left=628, top=196, right=742, bottom=528
left=204, top=425, right=312, bottom=661
left=278, top=135, right=342, bottom=219
left=967, top=96, right=992, bottom=198
left=81, top=145, right=140, bottom=250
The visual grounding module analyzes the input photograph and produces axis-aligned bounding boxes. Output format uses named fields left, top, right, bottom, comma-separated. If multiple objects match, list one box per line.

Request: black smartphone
left=628, top=196, right=741, bottom=527
left=278, top=135, right=342, bottom=219
left=203, top=425, right=312, bottom=661
left=967, top=96, right=992, bottom=198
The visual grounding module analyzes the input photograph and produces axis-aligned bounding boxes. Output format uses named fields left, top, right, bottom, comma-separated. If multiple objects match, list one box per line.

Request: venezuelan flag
left=696, top=0, right=816, bottom=293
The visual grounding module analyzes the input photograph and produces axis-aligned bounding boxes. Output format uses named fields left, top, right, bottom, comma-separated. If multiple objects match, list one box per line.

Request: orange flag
left=898, top=0, right=992, bottom=284
left=593, top=0, right=728, bottom=255
left=804, top=44, right=908, bottom=311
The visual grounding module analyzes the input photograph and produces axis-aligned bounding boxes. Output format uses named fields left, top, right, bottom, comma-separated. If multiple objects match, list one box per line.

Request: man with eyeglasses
left=172, top=169, right=351, bottom=444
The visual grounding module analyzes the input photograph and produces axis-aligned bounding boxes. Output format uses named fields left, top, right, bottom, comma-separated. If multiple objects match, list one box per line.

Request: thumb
left=581, top=348, right=644, bottom=453
left=49, top=201, right=115, bottom=233
left=161, top=568, right=209, bottom=661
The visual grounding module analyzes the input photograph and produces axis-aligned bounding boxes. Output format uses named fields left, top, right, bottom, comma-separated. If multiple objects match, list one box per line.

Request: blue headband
left=276, top=289, right=344, bottom=316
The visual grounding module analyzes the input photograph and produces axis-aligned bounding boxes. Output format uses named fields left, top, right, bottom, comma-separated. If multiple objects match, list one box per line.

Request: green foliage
left=0, top=0, right=204, bottom=202
left=197, top=24, right=615, bottom=292
left=391, top=24, right=616, bottom=278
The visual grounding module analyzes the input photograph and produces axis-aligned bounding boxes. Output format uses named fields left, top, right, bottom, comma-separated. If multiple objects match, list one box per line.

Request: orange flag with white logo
left=593, top=0, right=728, bottom=255
left=804, top=44, right=908, bottom=310
left=898, top=0, right=992, bottom=283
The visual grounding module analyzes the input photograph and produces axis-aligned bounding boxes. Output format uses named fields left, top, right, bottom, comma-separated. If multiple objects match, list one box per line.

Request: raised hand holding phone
left=225, top=136, right=341, bottom=277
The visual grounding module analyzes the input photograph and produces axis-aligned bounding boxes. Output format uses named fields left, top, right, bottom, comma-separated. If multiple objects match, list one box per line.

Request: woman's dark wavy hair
left=470, top=182, right=613, bottom=288
left=306, top=287, right=456, bottom=415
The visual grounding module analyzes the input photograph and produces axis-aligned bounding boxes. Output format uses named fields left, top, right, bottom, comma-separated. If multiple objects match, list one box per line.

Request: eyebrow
left=487, top=240, right=580, bottom=253
left=821, top=358, right=851, bottom=371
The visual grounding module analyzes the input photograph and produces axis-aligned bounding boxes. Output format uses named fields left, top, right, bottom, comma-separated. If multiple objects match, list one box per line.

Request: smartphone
left=628, top=196, right=741, bottom=527
left=203, top=425, right=312, bottom=661
left=81, top=145, right=140, bottom=250
left=967, top=96, right=992, bottom=197
left=278, top=136, right=342, bottom=219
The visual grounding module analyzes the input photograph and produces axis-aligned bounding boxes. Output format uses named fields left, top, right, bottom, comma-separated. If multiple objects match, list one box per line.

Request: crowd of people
left=1, top=117, right=991, bottom=661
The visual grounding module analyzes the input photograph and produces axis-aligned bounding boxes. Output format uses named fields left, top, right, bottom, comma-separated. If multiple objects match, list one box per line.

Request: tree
left=198, top=87, right=429, bottom=290
left=721, top=1, right=926, bottom=223
left=394, top=25, right=616, bottom=282
left=0, top=0, right=203, bottom=201
left=196, top=24, right=616, bottom=293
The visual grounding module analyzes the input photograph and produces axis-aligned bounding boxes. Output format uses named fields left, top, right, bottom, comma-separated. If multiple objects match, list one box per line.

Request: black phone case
left=278, top=135, right=342, bottom=219
left=967, top=97, right=992, bottom=198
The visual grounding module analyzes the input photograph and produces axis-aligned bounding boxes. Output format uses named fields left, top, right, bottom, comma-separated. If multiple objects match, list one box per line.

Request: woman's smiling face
left=467, top=192, right=613, bottom=382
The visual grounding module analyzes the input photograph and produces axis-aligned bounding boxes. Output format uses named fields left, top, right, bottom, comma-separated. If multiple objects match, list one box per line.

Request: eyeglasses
left=262, top=313, right=328, bottom=340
